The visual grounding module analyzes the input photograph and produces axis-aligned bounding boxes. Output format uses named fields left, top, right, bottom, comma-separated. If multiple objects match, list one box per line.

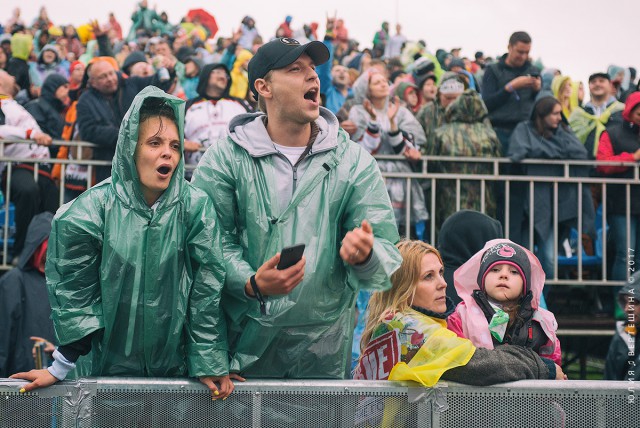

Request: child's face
left=483, top=263, right=524, bottom=304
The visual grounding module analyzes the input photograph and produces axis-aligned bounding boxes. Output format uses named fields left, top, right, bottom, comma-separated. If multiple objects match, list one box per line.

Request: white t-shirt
left=273, top=142, right=307, bottom=166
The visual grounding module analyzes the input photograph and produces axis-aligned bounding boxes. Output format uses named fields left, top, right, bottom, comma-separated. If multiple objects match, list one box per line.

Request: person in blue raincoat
left=11, top=86, right=240, bottom=399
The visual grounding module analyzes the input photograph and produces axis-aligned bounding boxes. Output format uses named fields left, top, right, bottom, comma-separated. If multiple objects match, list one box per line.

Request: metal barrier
left=0, top=138, right=637, bottom=287
left=0, top=378, right=637, bottom=427
left=375, top=154, right=640, bottom=287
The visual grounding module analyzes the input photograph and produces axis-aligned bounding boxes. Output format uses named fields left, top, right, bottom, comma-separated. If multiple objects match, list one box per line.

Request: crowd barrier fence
left=0, top=378, right=637, bottom=427
left=1, top=139, right=637, bottom=287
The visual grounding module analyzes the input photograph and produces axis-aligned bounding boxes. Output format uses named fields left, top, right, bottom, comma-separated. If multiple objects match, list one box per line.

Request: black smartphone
left=277, top=244, right=306, bottom=270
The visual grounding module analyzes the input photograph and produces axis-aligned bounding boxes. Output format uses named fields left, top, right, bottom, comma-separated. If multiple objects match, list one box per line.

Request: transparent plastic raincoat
left=191, top=108, right=402, bottom=378
left=46, top=86, right=229, bottom=377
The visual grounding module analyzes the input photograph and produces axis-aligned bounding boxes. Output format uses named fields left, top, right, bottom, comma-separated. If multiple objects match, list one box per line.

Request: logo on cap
left=280, top=38, right=300, bottom=46
left=497, top=245, right=516, bottom=258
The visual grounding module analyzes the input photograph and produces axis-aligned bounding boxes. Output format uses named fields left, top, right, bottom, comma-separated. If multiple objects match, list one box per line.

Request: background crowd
left=0, top=4, right=639, bottom=385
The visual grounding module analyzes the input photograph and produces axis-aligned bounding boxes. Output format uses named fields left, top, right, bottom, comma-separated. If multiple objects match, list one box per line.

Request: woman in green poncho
left=11, top=86, right=241, bottom=398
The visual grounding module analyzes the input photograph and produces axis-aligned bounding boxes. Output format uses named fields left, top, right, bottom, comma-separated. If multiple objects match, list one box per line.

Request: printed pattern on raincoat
left=191, top=107, right=402, bottom=378
left=448, top=239, right=562, bottom=365
left=354, top=308, right=475, bottom=387
left=46, top=86, right=229, bottom=378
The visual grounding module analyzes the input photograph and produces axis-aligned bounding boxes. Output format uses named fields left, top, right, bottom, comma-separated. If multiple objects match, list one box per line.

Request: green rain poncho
left=46, top=86, right=229, bottom=378
left=191, top=108, right=402, bottom=378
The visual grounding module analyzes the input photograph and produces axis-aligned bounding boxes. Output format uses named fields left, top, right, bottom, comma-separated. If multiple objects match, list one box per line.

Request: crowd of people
left=0, top=4, right=639, bottom=399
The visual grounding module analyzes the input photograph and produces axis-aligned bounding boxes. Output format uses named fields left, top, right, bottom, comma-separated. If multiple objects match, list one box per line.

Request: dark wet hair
left=138, top=97, right=178, bottom=142
left=139, top=97, right=176, bottom=125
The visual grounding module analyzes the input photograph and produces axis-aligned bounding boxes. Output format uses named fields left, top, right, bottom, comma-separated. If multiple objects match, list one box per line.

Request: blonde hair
left=360, top=240, right=444, bottom=354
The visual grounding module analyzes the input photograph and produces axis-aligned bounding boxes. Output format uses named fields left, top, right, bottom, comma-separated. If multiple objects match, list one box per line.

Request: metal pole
left=430, top=178, right=436, bottom=245
left=405, top=177, right=411, bottom=239
left=577, top=181, right=583, bottom=281
left=602, top=184, right=607, bottom=281
left=553, top=181, right=558, bottom=281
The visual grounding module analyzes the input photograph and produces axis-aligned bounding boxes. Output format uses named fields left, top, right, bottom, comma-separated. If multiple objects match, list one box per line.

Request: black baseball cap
left=248, top=37, right=329, bottom=97
left=588, top=72, right=610, bottom=83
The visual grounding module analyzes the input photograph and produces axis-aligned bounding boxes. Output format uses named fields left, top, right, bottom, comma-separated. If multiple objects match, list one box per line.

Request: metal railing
left=0, top=378, right=637, bottom=427
left=0, top=139, right=637, bottom=287
left=375, top=154, right=639, bottom=287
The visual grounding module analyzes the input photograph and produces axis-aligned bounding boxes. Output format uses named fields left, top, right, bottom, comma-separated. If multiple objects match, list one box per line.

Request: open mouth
left=304, top=88, right=319, bottom=103
left=157, top=165, right=171, bottom=175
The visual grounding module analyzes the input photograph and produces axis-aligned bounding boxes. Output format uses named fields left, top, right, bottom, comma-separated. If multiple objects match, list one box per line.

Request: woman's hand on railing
left=199, top=372, right=245, bottom=400
left=10, top=369, right=59, bottom=392
left=555, top=364, right=568, bottom=380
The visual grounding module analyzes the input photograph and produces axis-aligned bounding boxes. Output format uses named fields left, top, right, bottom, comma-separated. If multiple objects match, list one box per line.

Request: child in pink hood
left=447, top=239, right=562, bottom=365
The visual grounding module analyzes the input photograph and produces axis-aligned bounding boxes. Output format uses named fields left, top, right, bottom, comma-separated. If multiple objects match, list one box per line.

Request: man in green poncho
left=12, top=87, right=239, bottom=399
left=191, top=37, right=402, bottom=379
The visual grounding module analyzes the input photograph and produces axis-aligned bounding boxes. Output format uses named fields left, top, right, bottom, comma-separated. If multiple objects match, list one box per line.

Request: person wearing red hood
left=596, top=92, right=640, bottom=283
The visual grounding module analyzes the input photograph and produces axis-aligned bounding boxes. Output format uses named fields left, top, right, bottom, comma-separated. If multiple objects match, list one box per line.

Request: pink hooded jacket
left=447, top=239, right=562, bottom=365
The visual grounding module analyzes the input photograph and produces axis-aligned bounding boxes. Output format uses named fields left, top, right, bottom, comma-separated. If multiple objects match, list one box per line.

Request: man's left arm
left=340, top=140, right=402, bottom=290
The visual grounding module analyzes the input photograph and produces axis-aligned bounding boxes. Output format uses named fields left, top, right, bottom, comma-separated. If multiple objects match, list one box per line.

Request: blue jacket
left=317, top=39, right=352, bottom=115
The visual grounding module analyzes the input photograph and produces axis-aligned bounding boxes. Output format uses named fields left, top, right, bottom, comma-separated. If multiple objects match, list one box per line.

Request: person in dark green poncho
left=11, top=86, right=241, bottom=399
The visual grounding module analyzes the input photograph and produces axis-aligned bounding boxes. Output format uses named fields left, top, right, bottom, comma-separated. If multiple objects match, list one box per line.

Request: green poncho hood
left=111, top=85, right=185, bottom=212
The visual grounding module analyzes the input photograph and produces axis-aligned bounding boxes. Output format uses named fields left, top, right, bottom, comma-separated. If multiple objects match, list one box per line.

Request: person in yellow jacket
left=229, top=48, right=253, bottom=100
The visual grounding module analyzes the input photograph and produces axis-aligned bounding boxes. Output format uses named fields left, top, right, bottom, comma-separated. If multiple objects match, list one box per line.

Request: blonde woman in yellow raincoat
left=355, top=240, right=565, bottom=387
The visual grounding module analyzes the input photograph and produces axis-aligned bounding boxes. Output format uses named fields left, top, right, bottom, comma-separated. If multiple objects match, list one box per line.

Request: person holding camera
left=191, top=37, right=402, bottom=379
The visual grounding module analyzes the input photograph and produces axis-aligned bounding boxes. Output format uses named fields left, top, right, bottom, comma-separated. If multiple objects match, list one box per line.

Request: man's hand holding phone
left=246, top=247, right=306, bottom=297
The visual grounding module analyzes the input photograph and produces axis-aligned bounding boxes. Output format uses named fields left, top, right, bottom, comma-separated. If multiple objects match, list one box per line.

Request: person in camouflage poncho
left=427, top=90, right=501, bottom=231
left=416, top=74, right=467, bottom=151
